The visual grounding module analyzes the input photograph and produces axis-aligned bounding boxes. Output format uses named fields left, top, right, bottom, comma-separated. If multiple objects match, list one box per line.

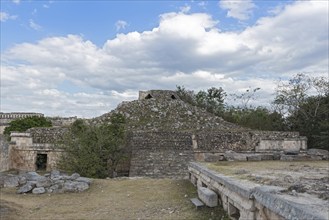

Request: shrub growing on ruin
left=57, top=113, right=128, bottom=178
left=4, top=116, right=52, bottom=136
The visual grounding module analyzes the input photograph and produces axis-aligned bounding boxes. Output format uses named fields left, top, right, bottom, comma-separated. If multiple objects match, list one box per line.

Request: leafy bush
left=57, top=113, right=128, bottom=178
left=4, top=116, right=52, bottom=136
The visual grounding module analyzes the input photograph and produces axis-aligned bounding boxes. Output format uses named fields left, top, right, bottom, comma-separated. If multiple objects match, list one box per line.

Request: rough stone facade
left=6, top=130, right=64, bottom=172
left=138, top=90, right=180, bottom=101
left=129, top=132, right=195, bottom=178
left=127, top=130, right=308, bottom=178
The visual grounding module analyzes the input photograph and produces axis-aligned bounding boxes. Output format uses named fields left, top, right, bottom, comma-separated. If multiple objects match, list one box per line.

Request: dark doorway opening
left=145, top=94, right=153, bottom=99
left=171, top=95, right=177, bottom=99
left=36, top=154, right=47, bottom=170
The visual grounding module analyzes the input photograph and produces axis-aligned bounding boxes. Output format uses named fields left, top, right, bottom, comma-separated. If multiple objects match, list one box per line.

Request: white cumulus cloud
left=0, top=12, right=17, bottom=22
left=1, top=1, right=328, bottom=117
left=115, top=20, right=128, bottom=31
left=219, top=0, right=256, bottom=20
left=12, top=0, right=20, bottom=4
left=29, top=19, right=42, bottom=30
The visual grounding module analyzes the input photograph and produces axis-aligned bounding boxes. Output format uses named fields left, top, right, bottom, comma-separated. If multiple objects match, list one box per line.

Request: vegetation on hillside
left=176, top=73, right=329, bottom=150
left=57, top=113, right=128, bottom=178
left=3, top=116, right=52, bottom=136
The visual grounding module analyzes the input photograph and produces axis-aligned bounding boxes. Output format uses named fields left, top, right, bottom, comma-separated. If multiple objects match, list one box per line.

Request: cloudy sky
left=1, top=0, right=328, bottom=118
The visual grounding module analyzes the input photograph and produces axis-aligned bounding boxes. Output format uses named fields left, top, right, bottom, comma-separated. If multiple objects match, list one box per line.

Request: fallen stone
left=32, top=187, right=46, bottom=194
left=17, top=183, right=33, bottom=194
left=63, top=181, right=89, bottom=192
left=3, top=175, right=19, bottom=188
left=18, top=176, right=27, bottom=186
left=24, top=172, right=42, bottom=181
left=70, top=173, right=80, bottom=180
left=198, top=187, right=218, bottom=207
left=247, top=155, right=262, bottom=161
left=76, top=177, right=92, bottom=185
left=50, top=170, right=60, bottom=179
left=224, top=150, right=247, bottom=161
left=36, top=176, right=52, bottom=188
left=307, top=149, right=329, bottom=160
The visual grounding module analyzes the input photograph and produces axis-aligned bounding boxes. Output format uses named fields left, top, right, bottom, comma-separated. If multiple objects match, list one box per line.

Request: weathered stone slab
left=75, top=177, right=92, bottom=185
left=3, top=175, right=19, bottom=187
left=32, top=187, right=46, bottom=194
left=17, top=183, right=33, bottom=194
left=63, top=181, right=89, bottom=192
left=246, top=155, right=262, bottom=161
left=224, top=151, right=247, bottom=161
left=190, top=198, right=204, bottom=208
left=36, top=176, right=52, bottom=188
left=24, top=172, right=42, bottom=181
left=198, top=187, right=218, bottom=207
left=307, top=148, right=329, bottom=160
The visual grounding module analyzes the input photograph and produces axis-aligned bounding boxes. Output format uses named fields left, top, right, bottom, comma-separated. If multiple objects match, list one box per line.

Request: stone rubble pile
left=1, top=171, right=92, bottom=194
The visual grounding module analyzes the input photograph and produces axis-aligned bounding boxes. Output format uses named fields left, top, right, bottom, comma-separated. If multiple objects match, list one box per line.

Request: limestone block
left=246, top=155, right=262, bottom=161
left=36, top=176, right=52, bottom=188
left=198, top=187, right=218, bottom=207
left=307, top=148, right=329, bottom=160
left=17, top=183, right=33, bottom=194
left=32, top=187, right=46, bottom=194
left=76, top=177, right=92, bottom=185
left=63, top=181, right=89, bottom=192
left=24, top=172, right=42, bottom=181
left=224, top=151, right=247, bottom=161
left=3, top=175, right=19, bottom=187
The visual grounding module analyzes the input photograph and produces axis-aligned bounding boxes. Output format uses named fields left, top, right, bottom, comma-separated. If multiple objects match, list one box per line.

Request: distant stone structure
left=0, top=112, right=44, bottom=134
left=138, top=90, right=180, bottom=101
left=0, top=90, right=318, bottom=176
left=4, top=128, right=66, bottom=172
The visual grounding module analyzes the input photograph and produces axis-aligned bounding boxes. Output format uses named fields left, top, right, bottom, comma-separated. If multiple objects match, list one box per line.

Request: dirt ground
left=0, top=178, right=228, bottom=220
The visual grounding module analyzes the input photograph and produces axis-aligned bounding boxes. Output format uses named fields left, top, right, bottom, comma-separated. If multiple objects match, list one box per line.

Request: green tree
left=273, top=73, right=329, bottom=149
left=58, top=113, right=128, bottom=178
left=222, top=107, right=286, bottom=131
left=176, top=86, right=226, bottom=115
left=4, top=116, right=52, bottom=136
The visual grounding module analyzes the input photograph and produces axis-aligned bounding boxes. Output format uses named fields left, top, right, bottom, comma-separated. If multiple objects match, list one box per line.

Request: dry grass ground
left=0, top=178, right=227, bottom=220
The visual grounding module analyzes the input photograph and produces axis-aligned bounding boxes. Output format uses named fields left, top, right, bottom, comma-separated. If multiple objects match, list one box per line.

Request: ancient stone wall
left=195, top=131, right=254, bottom=152
left=9, top=147, right=62, bottom=171
left=129, top=131, right=194, bottom=178
left=0, top=135, right=10, bottom=171
left=128, top=130, right=308, bottom=177
left=27, top=127, right=68, bottom=144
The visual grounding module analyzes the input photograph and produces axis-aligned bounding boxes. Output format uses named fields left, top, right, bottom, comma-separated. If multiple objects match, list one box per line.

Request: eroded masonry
left=1, top=90, right=320, bottom=177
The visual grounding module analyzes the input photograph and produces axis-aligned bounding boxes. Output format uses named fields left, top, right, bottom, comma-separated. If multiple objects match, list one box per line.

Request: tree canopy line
left=176, top=73, right=329, bottom=150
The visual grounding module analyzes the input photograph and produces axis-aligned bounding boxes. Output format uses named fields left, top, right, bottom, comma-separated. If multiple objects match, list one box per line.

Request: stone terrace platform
left=188, top=161, right=329, bottom=220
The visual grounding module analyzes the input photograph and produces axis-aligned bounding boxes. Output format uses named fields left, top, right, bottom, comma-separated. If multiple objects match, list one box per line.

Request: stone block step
left=190, top=198, right=204, bottom=209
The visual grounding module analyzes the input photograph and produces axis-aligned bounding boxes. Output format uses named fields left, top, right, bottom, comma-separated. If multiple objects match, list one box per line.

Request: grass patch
left=1, top=178, right=228, bottom=220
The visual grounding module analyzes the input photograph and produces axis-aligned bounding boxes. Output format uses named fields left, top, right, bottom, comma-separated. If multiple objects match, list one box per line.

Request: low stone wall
left=127, top=130, right=308, bottom=178
left=188, top=162, right=327, bottom=220
left=27, top=127, right=68, bottom=144
left=0, top=135, right=10, bottom=171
